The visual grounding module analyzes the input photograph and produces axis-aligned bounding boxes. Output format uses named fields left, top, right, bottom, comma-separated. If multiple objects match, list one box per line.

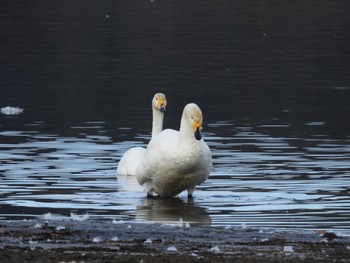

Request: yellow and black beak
left=157, top=98, right=166, bottom=113
left=193, top=121, right=202, bottom=140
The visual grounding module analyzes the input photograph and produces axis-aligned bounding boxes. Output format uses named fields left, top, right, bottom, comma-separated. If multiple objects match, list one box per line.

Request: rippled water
left=1, top=119, right=349, bottom=234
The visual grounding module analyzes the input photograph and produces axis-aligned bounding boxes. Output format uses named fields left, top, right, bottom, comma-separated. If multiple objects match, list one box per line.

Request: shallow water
left=1, top=120, right=350, bottom=234
left=1, top=1, right=350, bottom=234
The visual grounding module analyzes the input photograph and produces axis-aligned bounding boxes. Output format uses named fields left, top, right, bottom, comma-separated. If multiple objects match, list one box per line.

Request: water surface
left=1, top=120, right=349, bottom=233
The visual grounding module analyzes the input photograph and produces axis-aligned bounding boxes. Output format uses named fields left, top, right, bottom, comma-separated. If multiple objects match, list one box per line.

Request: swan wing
left=117, top=147, right=146, bottom=176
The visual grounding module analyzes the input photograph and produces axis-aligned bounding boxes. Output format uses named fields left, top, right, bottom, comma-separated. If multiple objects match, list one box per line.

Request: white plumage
left=117, top=93, right=167, bottom=176
left=136, top=103, right=212, bottom=198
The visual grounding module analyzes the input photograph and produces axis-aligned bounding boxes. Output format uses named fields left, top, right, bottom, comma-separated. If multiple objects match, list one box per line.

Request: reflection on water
left=136, top=198, right=211, bottom=227
left=0, top=120, right=349, bottom=233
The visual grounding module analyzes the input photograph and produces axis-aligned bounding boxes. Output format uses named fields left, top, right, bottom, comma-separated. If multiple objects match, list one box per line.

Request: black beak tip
left=195, top=128, right=202, bottom=140
left=160, top=107, right=166, bottom=113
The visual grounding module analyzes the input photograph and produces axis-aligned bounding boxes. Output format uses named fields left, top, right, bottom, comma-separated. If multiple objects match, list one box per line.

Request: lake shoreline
left=1, top=219, right=349, bottom=262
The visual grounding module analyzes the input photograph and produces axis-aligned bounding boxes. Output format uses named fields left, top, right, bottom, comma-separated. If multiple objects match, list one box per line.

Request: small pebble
left=209, top=246, right=220, bottom=253
left=283, top=246, right=294, bottom=253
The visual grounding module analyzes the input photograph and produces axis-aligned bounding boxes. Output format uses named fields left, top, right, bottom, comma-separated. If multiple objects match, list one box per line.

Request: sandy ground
left=1, top=219, right=350, bottom=263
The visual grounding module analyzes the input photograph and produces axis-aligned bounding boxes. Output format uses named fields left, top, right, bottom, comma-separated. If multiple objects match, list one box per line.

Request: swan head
left=183, top=103, right=203, bottom=141
left=152, top=93, right=167, bottom=113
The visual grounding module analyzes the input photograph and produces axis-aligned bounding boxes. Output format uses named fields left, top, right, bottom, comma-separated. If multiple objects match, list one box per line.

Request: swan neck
left=179, top=112, right=195, bottom=141
left=152, top=108, right=164, bottom=137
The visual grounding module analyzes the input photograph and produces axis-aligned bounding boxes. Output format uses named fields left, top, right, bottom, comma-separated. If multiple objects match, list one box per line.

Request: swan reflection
left=136, top=197, right=211, bottom=227
left=117, top=174, right=144, bottom=192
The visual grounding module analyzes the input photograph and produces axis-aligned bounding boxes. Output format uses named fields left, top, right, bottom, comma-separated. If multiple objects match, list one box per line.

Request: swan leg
left=187, top=188, right=195, bottom=199
left=146, top=184, right=155, bottom=198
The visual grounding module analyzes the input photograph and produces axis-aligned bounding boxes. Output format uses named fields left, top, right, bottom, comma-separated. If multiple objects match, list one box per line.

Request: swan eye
left=191, top=116, right=193, bottom=119
left=156, top=98, right=158, bottom=100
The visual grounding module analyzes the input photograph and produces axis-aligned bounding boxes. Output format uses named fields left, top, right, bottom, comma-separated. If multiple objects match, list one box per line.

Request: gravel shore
left=1, top=219, right=349, bottom=262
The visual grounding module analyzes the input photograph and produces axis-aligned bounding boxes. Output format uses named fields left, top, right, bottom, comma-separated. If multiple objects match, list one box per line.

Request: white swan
left=117, top=93, right=167, bottom=176
left=136, top=103, right=212, bottom=198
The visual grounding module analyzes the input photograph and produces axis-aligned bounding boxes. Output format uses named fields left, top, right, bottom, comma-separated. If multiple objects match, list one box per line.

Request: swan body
left=136, top=103, right=212, bottom=198
left=117, top=93, right=167, bottom=176
left=116, top=146, right=146, bottom=176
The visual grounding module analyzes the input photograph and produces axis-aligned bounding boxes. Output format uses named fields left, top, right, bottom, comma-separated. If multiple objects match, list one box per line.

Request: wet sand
left=1, top=219, right=349, bottom=262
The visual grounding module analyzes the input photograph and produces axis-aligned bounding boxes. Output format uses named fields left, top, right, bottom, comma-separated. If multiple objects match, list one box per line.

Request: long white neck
left=179, top=111, right=195, bottom=142
left=152, top=107, right=164, bottom=137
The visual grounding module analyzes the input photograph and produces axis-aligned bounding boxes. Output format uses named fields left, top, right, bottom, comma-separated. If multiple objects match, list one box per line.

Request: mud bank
left=0, top=219, right=349, bottom=262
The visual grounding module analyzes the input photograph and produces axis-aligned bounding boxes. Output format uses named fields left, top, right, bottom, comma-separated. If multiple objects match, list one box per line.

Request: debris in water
left=176, top=217, right=190, bottom=227
left=70, top=212, right=90, bottom=221
left=177, top=218, right=184, bottom=227
left=43, top=213, right=53, bottom=220
left=1, top=106, right=23, bottom=115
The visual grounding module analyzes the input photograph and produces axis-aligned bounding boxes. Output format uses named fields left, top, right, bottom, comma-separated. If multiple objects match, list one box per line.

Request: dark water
left=1, top=1, right=350, bottom=233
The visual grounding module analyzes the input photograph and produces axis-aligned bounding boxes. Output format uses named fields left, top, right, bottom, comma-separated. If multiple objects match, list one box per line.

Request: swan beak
left=159, top=106, right=166, bottom=113
left=158, top=99, right=166, bottom=113
left=193, top=121, right=202, bottom=141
